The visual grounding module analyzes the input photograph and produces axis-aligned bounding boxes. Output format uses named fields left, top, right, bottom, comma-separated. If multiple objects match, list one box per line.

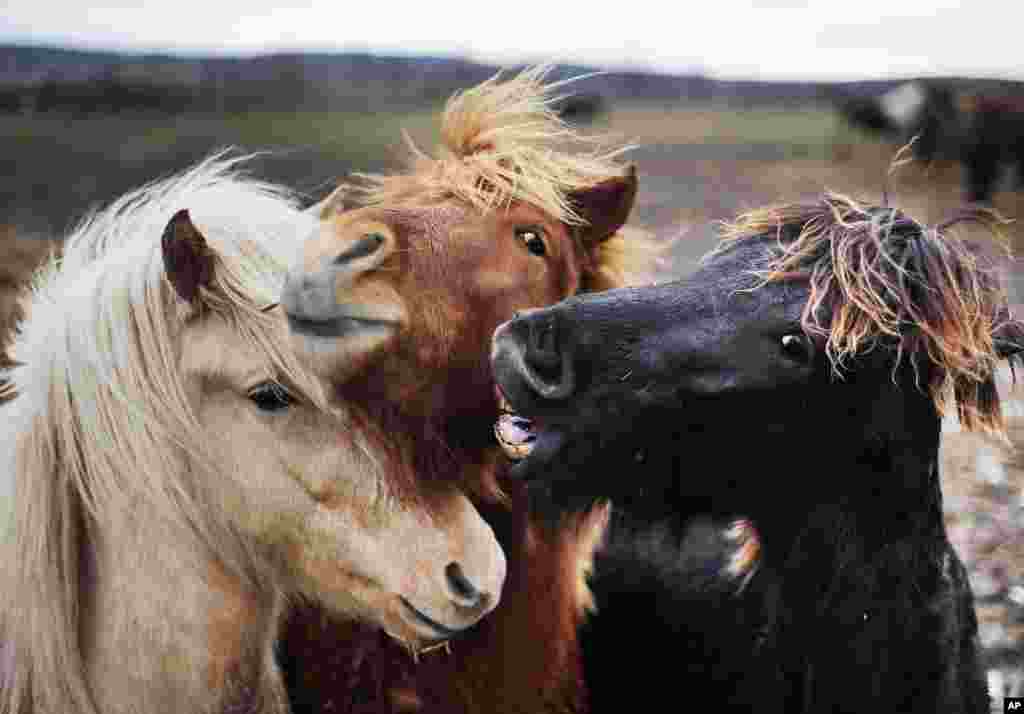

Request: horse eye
left=780, top=333, right=814, bottom=364
left=516, top=228, right=547, bottom=257
left=248, top=382, right=294, bottom=413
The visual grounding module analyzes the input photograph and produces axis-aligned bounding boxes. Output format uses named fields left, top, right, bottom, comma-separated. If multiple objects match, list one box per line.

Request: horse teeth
left=494, top=413, right=537, bottom=460
left=510, top=416, right=535, bottom=432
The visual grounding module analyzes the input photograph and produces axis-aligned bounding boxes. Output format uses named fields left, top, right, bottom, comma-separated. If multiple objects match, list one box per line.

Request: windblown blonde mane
left=348, top=66, right=653, bottom=289
left=717, top=192, right=1022, bottom=436
left=0, top=155, right=326, bottom=714
left=354, top=66, right=627, bottom=223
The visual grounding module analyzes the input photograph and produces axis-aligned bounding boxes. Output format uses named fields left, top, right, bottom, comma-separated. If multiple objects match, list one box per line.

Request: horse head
left=493, top=195, right=1024, bottom=521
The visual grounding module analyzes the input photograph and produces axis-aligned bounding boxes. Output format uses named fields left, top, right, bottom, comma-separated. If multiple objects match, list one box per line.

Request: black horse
left=492, top=195, right=1024, bottom=713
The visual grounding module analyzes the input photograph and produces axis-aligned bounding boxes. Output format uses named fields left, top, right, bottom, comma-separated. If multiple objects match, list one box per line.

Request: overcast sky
left=2, top=1, right=1022, bottom=82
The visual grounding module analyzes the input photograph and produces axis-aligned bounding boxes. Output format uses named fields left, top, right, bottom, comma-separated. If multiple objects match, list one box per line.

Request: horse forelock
left=0, top=155, right=327, bottom=714
left=718, top=193, right=1021, bottom=437
left=305, top=68, right=656, bottom=298
left=347, top=66, right=632, bottom=229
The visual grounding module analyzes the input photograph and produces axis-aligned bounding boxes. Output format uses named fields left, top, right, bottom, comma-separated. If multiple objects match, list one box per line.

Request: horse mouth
left=286, top=312, right=398, bottom=339
left=398, top=597, right=473, bottom=641
left=493, top=385, right=567, bottom=477
left=494, top=386, right=537, bottom=461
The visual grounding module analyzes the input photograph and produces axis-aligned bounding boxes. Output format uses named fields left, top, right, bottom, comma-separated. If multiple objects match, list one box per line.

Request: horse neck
left=743, top=399, right=952, bottom=632
left=744, top=412, right=986, bottom=714
left=756, top=427, right=942, bottom=555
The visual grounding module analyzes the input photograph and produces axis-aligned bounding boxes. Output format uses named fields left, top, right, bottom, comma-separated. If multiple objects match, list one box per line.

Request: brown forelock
left=721, top=193, right=1021, bottom=436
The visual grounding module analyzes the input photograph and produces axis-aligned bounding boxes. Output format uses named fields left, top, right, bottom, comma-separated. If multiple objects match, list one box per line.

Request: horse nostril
left=445, top=562, right=482, bottom=607
left=526, top=317, right=562, bottom=371
left=510, top=311, right=576, bottom=401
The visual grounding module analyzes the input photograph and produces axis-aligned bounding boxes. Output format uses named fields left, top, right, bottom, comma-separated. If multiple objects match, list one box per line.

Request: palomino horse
left=0, top=156, right=505, bottom=714
left=492, top=195, right=1024, bottom=712
left=278, top=68, right=651, bottom=713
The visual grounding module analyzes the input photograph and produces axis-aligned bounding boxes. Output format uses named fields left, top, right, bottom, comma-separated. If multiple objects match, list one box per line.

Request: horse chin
left=356, top=595, right=480, bottom=656
left=287, top=313, right=398, bottom=340
left=397, top=597, right=476, bottom=641
left=316, top=578, right=479, bottom=650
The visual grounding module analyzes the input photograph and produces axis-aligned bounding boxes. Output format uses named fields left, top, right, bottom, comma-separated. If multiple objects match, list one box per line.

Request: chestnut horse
left=0, top=157, right=505, bottom=714
left=278, top=68, right=652, bottom=713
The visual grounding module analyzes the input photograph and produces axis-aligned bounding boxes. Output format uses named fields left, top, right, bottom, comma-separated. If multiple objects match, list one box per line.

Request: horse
left=0, top=156, right=506, bottom=714
left=838, top=80, right=1024, bottom=203
left=960, top=92, right=1024, bottom=203
left=276, top=67, right=653, bottom=713
left=492, top=194, right=1024, bottom=712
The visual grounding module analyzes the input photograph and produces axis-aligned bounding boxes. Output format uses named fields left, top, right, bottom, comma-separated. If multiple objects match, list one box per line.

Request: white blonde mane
left=0, top=154, right=323, bottom=714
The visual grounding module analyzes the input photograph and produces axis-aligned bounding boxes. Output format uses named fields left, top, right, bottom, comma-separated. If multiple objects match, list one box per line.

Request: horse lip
left=286, top=312, right=398, bottom=339
left=399, top=597, right=473, bottom=640
left=507, top=428, right=566, bottom=481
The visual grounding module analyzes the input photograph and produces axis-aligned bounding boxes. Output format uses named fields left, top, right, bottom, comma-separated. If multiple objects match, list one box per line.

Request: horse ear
left=162, top=209, right=215, bottom=304
left=569, top=165, right=638, bottom=244
left=306, top=184, right=349, bottom=220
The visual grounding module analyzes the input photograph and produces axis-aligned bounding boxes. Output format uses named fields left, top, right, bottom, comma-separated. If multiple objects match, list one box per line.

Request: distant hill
left=9, top=43, right=1022, bottom=116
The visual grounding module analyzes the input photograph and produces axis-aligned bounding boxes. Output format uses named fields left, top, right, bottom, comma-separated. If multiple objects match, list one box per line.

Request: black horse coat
left=493, top=197, right=1021, bottom=712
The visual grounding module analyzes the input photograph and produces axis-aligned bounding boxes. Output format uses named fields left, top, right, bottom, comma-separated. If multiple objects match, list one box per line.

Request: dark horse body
left=493, top=196, right=1024, bottom=712
left=839, top=80, right=1024, bottom=203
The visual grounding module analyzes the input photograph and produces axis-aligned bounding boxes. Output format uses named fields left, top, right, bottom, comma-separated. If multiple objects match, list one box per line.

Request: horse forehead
left=179, top=317, right=270, bottom=382
left=317, top=203, right=471, bottom=241
left=384, top=204, right=474, bottom=241
left=687, top=242, right=806, bottom=315
left=702, top=236, right=774, bottom=276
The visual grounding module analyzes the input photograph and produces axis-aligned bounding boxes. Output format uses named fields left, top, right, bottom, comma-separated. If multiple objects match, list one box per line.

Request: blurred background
left=2, top=1, right=1024, bottom=707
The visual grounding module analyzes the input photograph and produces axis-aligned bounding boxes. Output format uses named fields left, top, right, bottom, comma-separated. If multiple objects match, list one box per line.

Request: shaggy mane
left=717, top=192, right=1023, bottom=436
left=353, top=66, right=628, bottom=223
left=0, top=154, right=328, bottom=714
left=347, top=66, right=652, bottom=289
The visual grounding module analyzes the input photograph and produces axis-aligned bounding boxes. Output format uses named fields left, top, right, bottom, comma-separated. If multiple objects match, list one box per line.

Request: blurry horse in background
left=0, top=156, right=505, bottom=714
left=493, top=195, right=1024, bottom=712
left=838, top=80, right=1024, bottom=203
left=278, top=67, right=653, bottom=713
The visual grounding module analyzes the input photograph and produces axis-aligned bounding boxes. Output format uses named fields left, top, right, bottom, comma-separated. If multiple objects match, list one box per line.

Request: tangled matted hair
left=717, top=192, right=1024, bottom=435
left=338, top=65, right=657, bottom=288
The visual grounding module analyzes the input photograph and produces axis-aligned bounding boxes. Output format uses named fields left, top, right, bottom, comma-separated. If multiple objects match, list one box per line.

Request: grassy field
left=6, top=98, right=1024, bottom=291
left=603, top=101, right=851, bottom=154
left=0, top=106, right=443, bottom=236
